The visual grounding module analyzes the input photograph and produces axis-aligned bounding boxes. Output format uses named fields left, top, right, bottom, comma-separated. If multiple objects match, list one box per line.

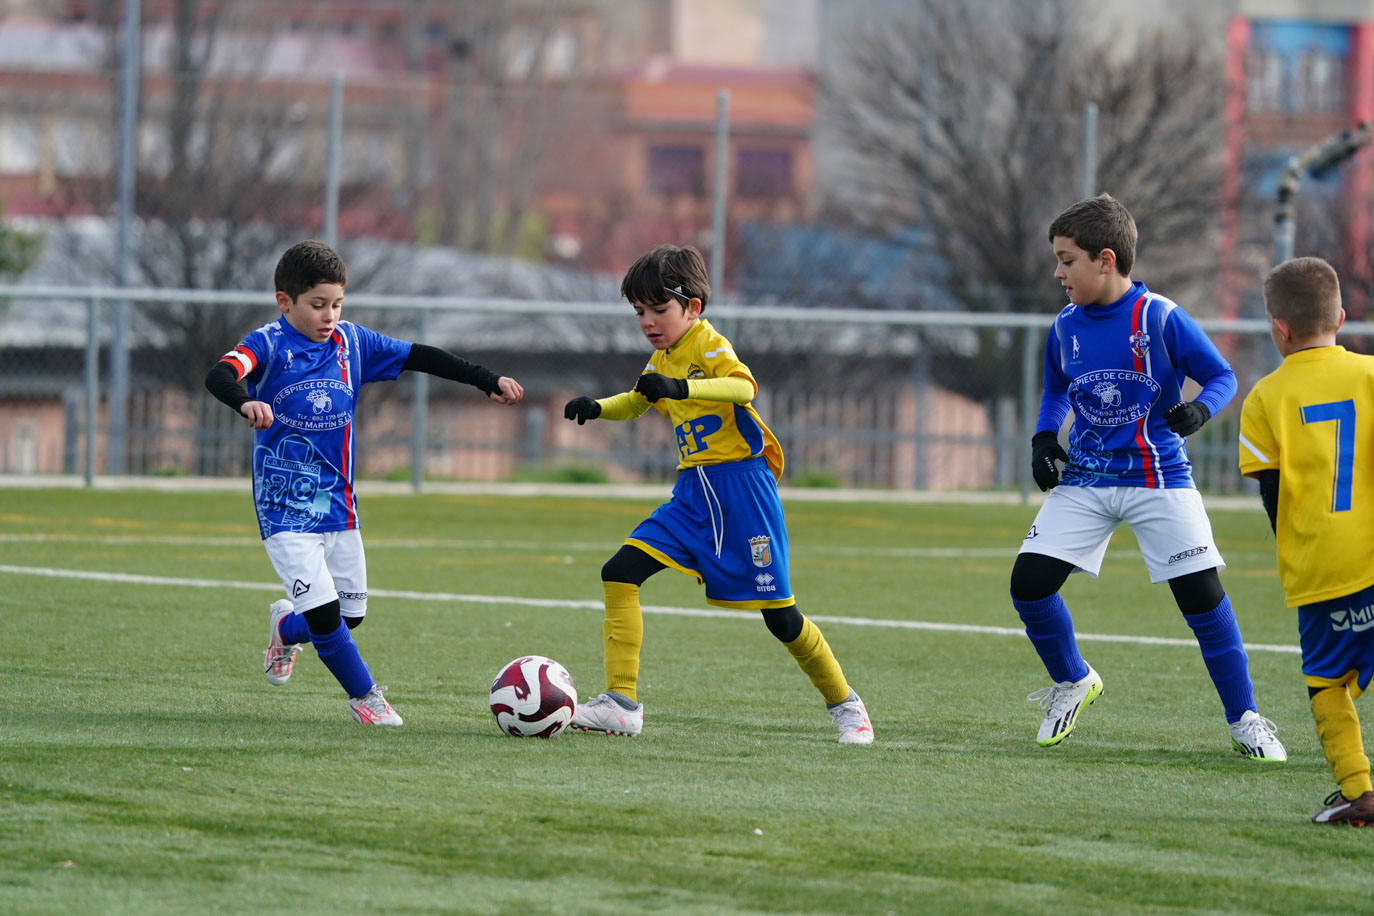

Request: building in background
left=1223, top=0, right=1374, bottom=325
left=0, top=0, right=820, bottom=278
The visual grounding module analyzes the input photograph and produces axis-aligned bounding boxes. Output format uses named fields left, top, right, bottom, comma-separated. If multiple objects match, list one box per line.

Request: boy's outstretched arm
left=563, top=390, right=653, bottom=424
left=404, top=343, right=522, bottom=404
left=634, top=373, right=754, bottom=404
left=205, top=360, right=274, bottom=430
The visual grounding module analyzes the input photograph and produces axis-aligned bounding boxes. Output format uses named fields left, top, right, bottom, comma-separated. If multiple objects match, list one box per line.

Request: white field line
left=0, top=562, right=1300, bottom=655
left=0, top=533, right=1285, bottom=563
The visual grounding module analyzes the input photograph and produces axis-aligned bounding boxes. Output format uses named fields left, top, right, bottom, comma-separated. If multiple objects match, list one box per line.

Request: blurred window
left=648, top=145, right=704, bottom=195
left=736, top=148, right=792, bottom=198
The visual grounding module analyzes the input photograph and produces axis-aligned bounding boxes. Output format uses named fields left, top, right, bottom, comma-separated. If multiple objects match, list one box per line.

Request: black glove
left=563, top=396, right=601, bottom=425
left=634, top=373, right=689, bottom=402
left=1163, top=400, right=1210, bottom=437
left=1031, top=431, right=1069, bottom=492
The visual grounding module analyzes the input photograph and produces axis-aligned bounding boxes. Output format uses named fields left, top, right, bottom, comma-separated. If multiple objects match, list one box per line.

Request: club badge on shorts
left=749, top=535, right=772, bottom=568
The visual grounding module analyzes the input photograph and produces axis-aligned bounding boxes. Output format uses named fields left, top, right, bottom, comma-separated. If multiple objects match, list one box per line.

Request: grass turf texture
left=3, top=485, right=1372, bottom=914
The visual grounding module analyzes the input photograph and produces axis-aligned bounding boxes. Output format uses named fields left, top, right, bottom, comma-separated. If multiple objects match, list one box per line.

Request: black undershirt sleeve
left=205, top=360, right=251, bottom=414
left=1256, top=469, right=1279, bottom=534
left=403, top=343, right=502, bottom=396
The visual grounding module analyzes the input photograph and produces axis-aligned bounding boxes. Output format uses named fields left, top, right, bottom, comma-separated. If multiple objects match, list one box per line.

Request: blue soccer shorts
left=1298, top=583, right=1374, bottom=697
left=626, top=456, right=796, bottom=609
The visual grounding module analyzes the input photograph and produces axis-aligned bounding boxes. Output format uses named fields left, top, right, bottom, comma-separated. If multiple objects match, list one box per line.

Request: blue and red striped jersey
left=1036, top=280, right=1235, bottom=489
left=218, top=316, right=412, bottom=538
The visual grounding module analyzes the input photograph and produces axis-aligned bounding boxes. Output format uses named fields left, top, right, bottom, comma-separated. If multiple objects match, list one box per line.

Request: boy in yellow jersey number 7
left=562, top=244, right=873, bottom=744
left=1239, top=256, right=1374, bottom=824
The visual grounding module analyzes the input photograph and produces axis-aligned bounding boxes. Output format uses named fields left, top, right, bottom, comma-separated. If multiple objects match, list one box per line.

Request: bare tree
left=417, top=0, right=615, bottom=259
left=767, top=0, right=1228, bottom=408
left=37, top=1, right=389, bottom=394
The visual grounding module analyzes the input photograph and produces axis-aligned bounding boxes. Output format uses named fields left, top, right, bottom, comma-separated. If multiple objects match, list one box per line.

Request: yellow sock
left=784, top=615, right=850, bottom=705
left=1311, top=685, right=1373, bottom=799
left=602, top=581, right=643, bottom=702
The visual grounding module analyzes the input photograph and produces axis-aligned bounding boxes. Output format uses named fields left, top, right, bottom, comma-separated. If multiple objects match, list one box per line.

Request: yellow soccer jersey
left=641, top=318, right=784, bottom=479
left=1239, top=346, right=1374, bottom=606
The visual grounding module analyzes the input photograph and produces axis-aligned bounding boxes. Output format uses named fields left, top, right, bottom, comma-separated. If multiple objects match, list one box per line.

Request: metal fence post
left=85, top=296, right=99, bottom=487
left=1019, top=323, right=1040, bottom=502
left=410, top=307, right=429, bottom=492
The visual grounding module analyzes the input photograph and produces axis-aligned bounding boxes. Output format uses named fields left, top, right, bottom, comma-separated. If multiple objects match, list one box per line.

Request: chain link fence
left=1, top=284, right=1355, bottom=495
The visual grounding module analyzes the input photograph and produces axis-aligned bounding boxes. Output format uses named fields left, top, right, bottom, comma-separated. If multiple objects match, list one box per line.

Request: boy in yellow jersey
left=1239, top=256, right=1374, bottom=824
left=561, top=244, right=873, bottom=744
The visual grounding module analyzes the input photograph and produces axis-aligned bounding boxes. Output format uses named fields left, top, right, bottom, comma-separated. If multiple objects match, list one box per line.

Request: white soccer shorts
left=263, top=528, right=369, bottom=618
left=1017, top=485, right=1224, bottom=584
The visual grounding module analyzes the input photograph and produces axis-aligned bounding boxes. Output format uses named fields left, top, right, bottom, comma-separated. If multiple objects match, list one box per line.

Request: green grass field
left=2, top=484, right=1371, bottom=914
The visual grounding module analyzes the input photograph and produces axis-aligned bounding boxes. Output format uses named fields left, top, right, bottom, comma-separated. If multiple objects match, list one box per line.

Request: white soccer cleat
left=570, top=692, right=643, bottom=736
left=1027, top=665, right=1103, bottom=747
left=828, top=692, right=874, bottom=745
left=349, top=685, right=403, bottom=726
left=264, top=599, right=304, bottom=686
left=1229, top=709, right=1286, bottom=761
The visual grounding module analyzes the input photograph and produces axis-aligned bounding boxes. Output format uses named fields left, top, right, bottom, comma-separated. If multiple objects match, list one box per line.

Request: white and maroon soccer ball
left=489, top=655, right=577, bottom=738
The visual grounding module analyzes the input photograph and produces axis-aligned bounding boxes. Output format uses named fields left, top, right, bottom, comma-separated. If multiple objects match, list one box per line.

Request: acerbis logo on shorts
left=337, top=590, right=366, bottom=601
left=1167, top=546, right=1208, bottom=564
left=292, top=578, right=311, bottom=597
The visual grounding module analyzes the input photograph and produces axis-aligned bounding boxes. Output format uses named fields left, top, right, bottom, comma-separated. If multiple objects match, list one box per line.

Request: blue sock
left=279, top=610, right=310, bottom=646
left=309, top=620, right=373, bottom=699
left=1184, top=595, right=1255, bottom=724
left=1013, top=591, right=1089, bottom=684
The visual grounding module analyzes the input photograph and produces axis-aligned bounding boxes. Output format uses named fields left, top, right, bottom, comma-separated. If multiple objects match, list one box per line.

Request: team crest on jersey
left=687, top=363, right=707, bottom=379
left=1092, top=380, right=1122, bottom=408
left=1069, top=369, right=1160, bottom=427
left=307, top=387, right=333, bottom=414
left=274, top=378, right=352, bottom=431
left=1129, top=329, right=1150, bottom=358
left=749, top=535, right=772, bottom=568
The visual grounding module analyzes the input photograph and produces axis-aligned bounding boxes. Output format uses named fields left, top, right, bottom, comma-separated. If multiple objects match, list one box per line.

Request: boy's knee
left=601, top=545, right=663, bottom=585
left=1010, top=553, right=1071, bottom=602
left=302, top=599, right=343, bottom=635
left=762, top=605, right=804, bottom=643
left=1168, top=568, right=1225, bottom=615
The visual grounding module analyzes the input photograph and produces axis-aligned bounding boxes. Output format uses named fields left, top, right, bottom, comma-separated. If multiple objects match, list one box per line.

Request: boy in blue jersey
left=205, top=240, right=523, bottom=725
left=1010, top=194, right=1285, bottom=758
left=1240, top=257, right=1374, bottom=823
left=561, top=244, right=873, bottom=743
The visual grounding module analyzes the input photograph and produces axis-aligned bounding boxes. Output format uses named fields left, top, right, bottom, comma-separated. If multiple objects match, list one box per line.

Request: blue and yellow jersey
left=602, top=319, right=784, bottom=480
left=1239, top=346, right=1374, bottom=607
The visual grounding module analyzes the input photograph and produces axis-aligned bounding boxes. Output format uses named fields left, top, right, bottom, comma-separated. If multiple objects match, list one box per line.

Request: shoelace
left=1233, top=714, right=1278, bottom=744
left=266, top=644, right=299, bottom=672
left=359, top=685, right=391, bottom=714
left=832, top=700, right=868, bottom=730
left=1026, top=684, right=1079, bottom=718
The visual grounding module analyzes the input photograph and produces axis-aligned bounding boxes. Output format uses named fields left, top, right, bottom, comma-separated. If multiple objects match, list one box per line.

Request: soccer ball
left=489, top=655, right=577, bottom=738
